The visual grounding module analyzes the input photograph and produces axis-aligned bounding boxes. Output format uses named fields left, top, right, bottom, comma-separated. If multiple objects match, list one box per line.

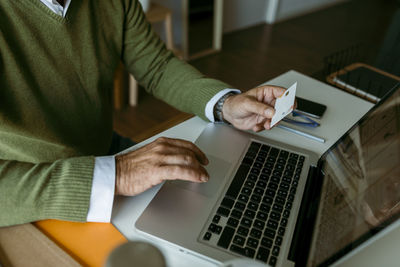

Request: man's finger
left=248, top=85, right=287, bottom=101
left=160, top=152, right=201, bottom=167
left=244, top=97, right=275, bottom=118
left=161, top=165, right=209, bottom=182
left=156, top=137, right=209, bottom=165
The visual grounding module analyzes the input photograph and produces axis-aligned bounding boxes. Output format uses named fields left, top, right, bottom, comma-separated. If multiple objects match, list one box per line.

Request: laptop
left=135, top=83, right=400, bottom=267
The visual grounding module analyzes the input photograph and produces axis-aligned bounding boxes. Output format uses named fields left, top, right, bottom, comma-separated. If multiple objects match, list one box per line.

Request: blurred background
left=113, top=0, right=400, bottom=142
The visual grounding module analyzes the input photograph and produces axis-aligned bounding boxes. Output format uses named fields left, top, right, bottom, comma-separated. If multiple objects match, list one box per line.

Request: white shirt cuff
left=205, top=88, right=241, bottom=122
left=87, top=156, right=116, bottom=223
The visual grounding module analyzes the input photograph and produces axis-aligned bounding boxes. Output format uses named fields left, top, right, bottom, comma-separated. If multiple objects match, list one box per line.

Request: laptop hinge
left=288, top=165, right=324, bottom=266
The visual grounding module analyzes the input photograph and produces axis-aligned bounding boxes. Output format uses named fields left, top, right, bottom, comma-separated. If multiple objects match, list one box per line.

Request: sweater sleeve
left=0, top=156, right=94, bottom=227
left=121, top=0, right=232, bottom=121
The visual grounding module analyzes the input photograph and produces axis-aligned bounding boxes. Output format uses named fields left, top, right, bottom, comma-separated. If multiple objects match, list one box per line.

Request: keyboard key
left=254, top=187, right=264, bottom=195
left=265, top=189, right=276, bottom=197
left=247, top=173, right=258, bottom=182
left=241, top=187, right=252, bottom=196
left=270, top=211, right=280, bottom=221
left=238, top=194, right=249, bottom=203
left=280, top=150, right=289, bottom=158
left=275, top=236, right=282, bottom=246
left=253, top=219, right=265, bottom=230
left=250, top=228, right=262, bottom=239
left=233, top=235, right=245, bottom=246
left=259, top=203, right=270, bottom=213
left=257, top=211, right=268, bottom=221
left=272, top=246, right=280, bottom=256
left=277, top=190, right=288, bottom=197
left=267, top=220, right=278, bottom=230
left=261, top=237, right=273, bottom=248
left=253, top=162, right=263, bottom=169
left=240, top=218, right=252, bottom=228
left=225, top=164, right=251, bottom=199
left=281, top=218, right=288, bottom=227
left=261, top=168, right=272, bottom=175
left=275, top=164, right=284, bottom=171
left=251, top=194, right=261, bottom=202
left=257, top=180, right=267, bottom=188
left=256, top=246, right=270, bottom=262
left=263, top=196, right=273, bottom=205
left=209, top=223, right=222, bottom=234
left=245, top=180, right=255, bottom=188
left=287, top=194, right=295, bottom=203
left=221, top=198, right=234, bottom=209
left=265, top=162, right=274, bottom=169
left=268, top=182, right=278, bottom=190
left=270, top=148, right=279, bottom=156
left=264, top=228, right=276, bottom=239
left=230, top=245, right=255, bottom=258
left=278, top=227, right=285, bottom=236
left=247, top=201, right=259, bottom=211
left=227, top=217, right=239, bottom=228
left=242, top=157, right=254, bottom=165
left=237, top=226, right=249, bottom=236
left=245, top=152, right=257, bottom=160
left=212, top=215, right=221, bottom=224
left=256, top=156, right=266, bottom=163
left=275, top=196, right=285, bottom=205
left=244, top=209, right=256, bottom=219
left=217, top=207, right=230, bottom=217
left=299, top=155, right=305, bottom=162
left=249, top=142, right=261, bottom=151
left=272, top=204, right=283, bottom=213
left=250, top=168, right=260, bottom=175
left=269, top=256, right=277, bottom=266
left=231, top=209, right=243, bottom=219
left=203, top=232, right=212, bottom=241
left=235, top=201, right=246, bottom=211
left=217, top=226, right=235, bottom=249
left=271, top=176, right=280, bottom=183
left=260, top=144, right=270, bottom=152
left=259, top=174, right=269, bottom=182
left=289, top=153, right=299, bottom=159
left=280, top=182, right=290, bottom=190
left=283, top=209, right=291, bottom=219
left=247, top=237, right=259, bottom=248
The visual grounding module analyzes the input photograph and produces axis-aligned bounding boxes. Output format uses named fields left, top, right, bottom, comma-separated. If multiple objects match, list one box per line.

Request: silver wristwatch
left=213, top=92, right=237, bottom=123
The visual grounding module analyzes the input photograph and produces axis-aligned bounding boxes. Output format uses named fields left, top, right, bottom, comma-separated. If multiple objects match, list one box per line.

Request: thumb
left=245, top=98, right=275, bottom=118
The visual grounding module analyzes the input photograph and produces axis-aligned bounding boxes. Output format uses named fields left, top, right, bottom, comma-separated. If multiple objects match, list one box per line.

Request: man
left=0, top=0, right=286, bottom=226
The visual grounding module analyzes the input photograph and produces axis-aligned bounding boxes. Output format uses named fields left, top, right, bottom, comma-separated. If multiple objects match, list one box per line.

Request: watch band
left=213, top=92, right=237, bottom=123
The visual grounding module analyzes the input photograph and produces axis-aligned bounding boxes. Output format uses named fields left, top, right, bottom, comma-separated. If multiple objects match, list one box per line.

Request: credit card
left=270, top=82, right=297, bottom=127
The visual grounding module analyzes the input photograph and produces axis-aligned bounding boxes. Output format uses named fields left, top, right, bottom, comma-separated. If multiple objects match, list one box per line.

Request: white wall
left=274, top=0, right=347, bottom=22
left=151, top=0, right=185, bottom=47
left=223, top=0, right=269, bottom=33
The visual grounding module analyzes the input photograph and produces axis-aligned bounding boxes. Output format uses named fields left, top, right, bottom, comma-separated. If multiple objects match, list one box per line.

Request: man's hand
left=115, top=137, right=209, bottom=196
left=222, top=85, right=287, bottom=132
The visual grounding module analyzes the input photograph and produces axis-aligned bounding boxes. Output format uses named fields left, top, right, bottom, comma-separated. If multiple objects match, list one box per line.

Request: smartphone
left=294, top=97, right=327, bottom=119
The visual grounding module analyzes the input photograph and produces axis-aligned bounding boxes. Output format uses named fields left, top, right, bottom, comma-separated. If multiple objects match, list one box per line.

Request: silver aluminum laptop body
left=135, top=123, right=319, bottom=266
left=136, top=83, right=400, bottom=267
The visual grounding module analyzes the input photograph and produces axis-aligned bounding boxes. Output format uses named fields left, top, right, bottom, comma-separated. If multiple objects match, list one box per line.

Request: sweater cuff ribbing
left=42, top=157, right=95, bottom=222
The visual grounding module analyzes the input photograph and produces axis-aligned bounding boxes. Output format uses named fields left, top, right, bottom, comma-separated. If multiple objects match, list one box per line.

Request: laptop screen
left=308, top=84, right=400, bottom=267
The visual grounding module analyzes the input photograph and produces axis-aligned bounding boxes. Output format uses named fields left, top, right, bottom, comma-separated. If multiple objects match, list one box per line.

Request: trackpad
left=170, top=155, right=232, bottom=198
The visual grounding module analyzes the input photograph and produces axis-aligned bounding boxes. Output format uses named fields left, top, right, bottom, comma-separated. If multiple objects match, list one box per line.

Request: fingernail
left=264, top=109, right=274, bottom=117
left=201, top=176, right=209, bottom=182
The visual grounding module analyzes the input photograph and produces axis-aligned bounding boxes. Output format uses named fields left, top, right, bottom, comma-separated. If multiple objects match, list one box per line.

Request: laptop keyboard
left=201, top=141, right=304, bottom=266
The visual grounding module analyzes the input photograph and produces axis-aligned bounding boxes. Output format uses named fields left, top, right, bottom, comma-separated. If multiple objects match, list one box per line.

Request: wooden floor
left=113, top=0, right=398, bottom=142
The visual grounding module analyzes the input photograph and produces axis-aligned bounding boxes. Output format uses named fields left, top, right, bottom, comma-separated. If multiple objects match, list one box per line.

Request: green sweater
left=0, top=0, right=229, bottom=226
